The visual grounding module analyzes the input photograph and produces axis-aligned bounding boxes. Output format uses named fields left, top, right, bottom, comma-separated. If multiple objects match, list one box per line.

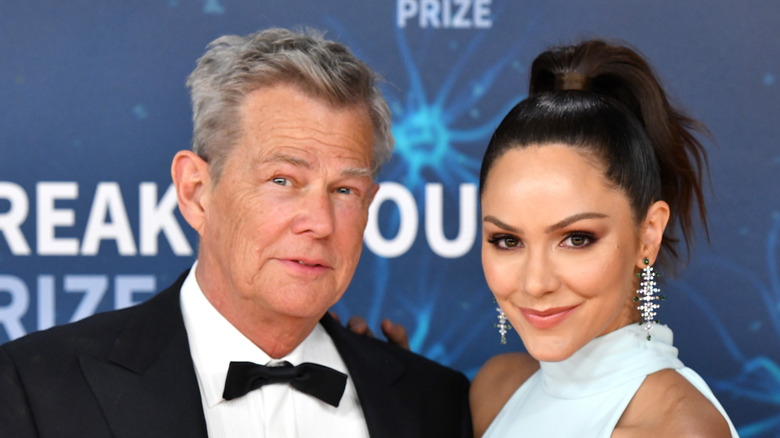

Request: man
left=0, top=28, right=472, bottom=437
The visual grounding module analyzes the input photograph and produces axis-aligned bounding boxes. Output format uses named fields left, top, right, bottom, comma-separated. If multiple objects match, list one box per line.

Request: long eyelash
left=486, top=233, right=520, bottom=250
left=486, top=234, right=510, bottom=244
left=569, top=231, right=597, bottom=239
left=567, top=231, right=598, bottom=246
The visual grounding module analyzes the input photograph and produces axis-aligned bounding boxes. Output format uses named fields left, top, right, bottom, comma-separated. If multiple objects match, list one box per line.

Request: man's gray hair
left=186, top=27, right=394, bottom=180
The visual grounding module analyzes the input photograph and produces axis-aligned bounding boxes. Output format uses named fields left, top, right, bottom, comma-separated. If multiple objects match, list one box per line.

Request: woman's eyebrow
left=545, top=212, right=608, bottom=233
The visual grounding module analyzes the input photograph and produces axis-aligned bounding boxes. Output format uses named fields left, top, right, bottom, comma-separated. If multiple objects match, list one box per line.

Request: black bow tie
left=223, top=361, right=348, bottom=407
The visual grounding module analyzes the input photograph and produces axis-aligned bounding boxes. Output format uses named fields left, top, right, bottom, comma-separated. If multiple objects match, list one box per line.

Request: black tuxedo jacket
left=0, top=272, right=472, bottom=437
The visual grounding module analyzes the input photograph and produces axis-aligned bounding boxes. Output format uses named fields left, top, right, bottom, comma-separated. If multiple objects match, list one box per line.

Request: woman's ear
left=171, top=150, right=211, bottom=236
left=638, top=200, right=670, bottom=268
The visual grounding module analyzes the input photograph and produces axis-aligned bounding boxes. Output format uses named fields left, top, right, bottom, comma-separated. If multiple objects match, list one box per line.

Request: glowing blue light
left=687, top=213, right=780, bottom=436
left=132, top=104, right=148, bottom=120
left=202, top=0, right=224, bottom=14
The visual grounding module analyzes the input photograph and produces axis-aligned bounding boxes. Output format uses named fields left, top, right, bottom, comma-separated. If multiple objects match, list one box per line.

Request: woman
left=470, top=40, right=739, bottom=437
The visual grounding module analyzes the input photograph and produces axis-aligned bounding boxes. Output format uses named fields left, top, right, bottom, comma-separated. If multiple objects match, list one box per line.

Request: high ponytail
left=480, top=40, right=710, bottom=267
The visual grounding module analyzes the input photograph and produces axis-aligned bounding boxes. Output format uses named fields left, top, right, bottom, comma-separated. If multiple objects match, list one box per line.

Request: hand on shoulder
left=470, top=352, right=539, bottom=437
left=330, top=312, right=411, bottom=350
left=615, top=369, right=732, bottom=437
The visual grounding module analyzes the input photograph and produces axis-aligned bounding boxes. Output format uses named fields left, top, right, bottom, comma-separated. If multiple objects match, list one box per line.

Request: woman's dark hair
left=479, top=40, right=709, bottom=266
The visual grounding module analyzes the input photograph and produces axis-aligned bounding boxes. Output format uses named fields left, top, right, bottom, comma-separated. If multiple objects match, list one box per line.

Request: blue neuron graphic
left=382, top=26, right=524, bottom=193
left=675, top=212, right=780, bottom=436
left=324, top=13, right=536, bottom=373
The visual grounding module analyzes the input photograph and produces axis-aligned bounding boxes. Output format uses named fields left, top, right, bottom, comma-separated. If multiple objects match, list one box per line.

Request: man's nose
left=291, top=188, right=336, bottom=238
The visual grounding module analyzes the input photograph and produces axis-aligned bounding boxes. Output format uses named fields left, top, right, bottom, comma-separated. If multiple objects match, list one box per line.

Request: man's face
left=195, top=83, right=377, bottom=327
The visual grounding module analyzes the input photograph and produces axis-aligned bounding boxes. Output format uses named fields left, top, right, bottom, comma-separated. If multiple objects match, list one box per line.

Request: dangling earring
left=494, top=299, right=512, bottom=344
left=634, top=257, right=664, bottom=340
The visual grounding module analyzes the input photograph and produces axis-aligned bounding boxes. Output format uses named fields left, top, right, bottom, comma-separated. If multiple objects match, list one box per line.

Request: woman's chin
left=521, top=335, right=579, bottom=363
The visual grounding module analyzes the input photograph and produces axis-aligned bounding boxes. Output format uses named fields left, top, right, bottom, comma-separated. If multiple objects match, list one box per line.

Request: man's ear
left=171, top=150, right=211, bottom=236
left=638, top=200, right=670, bottom=268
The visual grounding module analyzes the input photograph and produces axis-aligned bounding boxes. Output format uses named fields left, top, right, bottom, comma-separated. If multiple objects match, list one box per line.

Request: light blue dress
left=483, top=324, right=739, bottom=437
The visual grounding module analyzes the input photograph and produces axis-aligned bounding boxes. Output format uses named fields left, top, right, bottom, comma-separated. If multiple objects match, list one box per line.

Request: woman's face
left=481, top=144, right=647, bottom=362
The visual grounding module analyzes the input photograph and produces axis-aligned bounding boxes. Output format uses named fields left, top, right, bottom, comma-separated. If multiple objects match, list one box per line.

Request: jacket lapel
left=80, top=273, right=208, bottom=438
left=320, top=314, right=422, bottom=438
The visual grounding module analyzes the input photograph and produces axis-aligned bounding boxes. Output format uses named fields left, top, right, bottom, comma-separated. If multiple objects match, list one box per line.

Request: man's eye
left=336, top=187, right=352, bottom=194
left=272, top=177, right=288, bottom=186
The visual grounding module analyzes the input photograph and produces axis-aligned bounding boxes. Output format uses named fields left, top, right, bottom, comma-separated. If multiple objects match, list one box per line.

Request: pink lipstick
left=519, top=305, right=578, bottom=329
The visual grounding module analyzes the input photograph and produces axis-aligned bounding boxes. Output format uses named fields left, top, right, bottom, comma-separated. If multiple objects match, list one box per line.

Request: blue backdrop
left=1, top=1, right=778, bottom=435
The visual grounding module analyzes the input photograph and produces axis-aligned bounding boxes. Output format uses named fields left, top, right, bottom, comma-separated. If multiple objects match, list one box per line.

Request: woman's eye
left=489, top=235, right=520, bottom=249
left=564, top=233, right=594, bottom=248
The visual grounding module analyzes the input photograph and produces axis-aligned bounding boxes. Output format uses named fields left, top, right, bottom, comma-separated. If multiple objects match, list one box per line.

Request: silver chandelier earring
left=635, top=257, right=664, bottom=340
left=495, top=300, right=512, bottom=344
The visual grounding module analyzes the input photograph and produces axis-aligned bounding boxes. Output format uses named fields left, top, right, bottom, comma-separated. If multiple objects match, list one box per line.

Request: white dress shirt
left=180, top=263, right=370, bottom=438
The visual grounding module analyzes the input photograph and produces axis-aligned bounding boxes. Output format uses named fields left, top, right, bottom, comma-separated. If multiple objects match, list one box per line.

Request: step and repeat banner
left=2, top=1, right=779, bottom=434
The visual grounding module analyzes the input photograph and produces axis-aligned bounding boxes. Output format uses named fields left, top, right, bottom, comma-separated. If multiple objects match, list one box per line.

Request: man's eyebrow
left=545, top=212, right=608, bottom=233
left=341, top=167, right=373, bottom=178
left=262, top=153, right=372, bottom=178
left=264, top=153, right=311, bottom=169
left=483, top=215, right=521, bottom=233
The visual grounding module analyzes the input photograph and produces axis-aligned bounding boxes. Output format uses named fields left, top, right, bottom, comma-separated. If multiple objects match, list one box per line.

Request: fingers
left=346, top=315, right=374, bottom=337
left=340, top=314, right=411, bottom=351
left=381, top=318, right=410, bottom=351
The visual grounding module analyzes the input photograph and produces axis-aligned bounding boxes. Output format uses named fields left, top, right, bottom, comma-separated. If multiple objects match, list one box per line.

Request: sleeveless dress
left=483, top=324, right=739, bottom=437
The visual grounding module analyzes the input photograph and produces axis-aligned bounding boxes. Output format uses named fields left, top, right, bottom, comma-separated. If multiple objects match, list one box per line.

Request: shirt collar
left=180, top=262, right=347, bottom=408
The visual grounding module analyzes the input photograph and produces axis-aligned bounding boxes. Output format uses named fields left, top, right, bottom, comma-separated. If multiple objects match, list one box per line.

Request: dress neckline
left=539, top=323, right=683, bottom=399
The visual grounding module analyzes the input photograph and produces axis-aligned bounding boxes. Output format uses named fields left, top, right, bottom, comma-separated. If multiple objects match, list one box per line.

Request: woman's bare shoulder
left=470, top=352, right=540, bottom=437
left=614, top=369, right=731, bottom=438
